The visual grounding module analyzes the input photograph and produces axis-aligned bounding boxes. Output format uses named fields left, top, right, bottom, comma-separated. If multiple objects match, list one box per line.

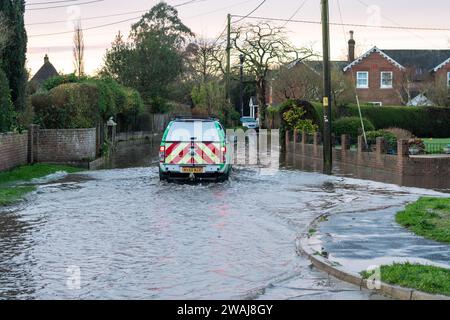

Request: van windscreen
left=166, top=121, right=220, bottom=142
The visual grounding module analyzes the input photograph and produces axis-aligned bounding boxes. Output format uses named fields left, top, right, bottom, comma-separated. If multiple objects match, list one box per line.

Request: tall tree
left=0, top=0, right=27, bottom=111
left=102, top=2, right=194, bottom=112
left=231, top=22, right=313, bottom=126
left=73, top=23, right=85, bottom=77
left=184, top=38, right=225, bottom=83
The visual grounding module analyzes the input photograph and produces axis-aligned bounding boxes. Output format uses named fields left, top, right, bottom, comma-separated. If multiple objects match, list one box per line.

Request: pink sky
left=25, top=0, right=450, bottom=76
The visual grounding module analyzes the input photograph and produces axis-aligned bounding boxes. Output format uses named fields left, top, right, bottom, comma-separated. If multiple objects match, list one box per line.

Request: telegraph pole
left=239, top=54, right=245, bottom=117
left=321, top=0, right=332, bottom=175
left=226, top=13, right=232, bottom=101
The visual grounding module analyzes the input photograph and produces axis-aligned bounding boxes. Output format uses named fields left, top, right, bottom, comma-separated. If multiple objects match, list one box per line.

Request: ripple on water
left=0, top=165, right=442, bottom=299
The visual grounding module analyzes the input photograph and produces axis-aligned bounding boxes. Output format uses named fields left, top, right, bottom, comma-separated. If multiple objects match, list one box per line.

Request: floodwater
left=0, top=142, right=444, bottom=299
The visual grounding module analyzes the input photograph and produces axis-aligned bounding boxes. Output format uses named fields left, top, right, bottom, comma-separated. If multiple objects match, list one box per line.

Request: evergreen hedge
left=32, top=75, right=143, bottom=129
left=309, top=102, right=450, bottom=138
left=339, top=104, right=450, bottom=138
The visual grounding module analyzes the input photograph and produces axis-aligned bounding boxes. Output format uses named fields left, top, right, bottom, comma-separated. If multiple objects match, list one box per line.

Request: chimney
left=348, top=31, right=355, bottom=62
left=44, top=54, right=49, bottom=64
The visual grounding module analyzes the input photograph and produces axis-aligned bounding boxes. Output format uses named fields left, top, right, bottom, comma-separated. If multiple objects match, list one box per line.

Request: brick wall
left=38, top=128, right=96, bottom=163
left=286, top=132, right=450, bottom=179
left=0, top=132, right=28, bottom=171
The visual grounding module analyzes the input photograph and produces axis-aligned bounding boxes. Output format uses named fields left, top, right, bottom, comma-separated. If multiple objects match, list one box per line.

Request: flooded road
left=0, top=142, right=443, bottom=299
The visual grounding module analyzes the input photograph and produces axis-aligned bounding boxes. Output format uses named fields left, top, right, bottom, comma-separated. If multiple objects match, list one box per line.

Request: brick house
left=343, top=32, right=450, bottom=106
left=269, top=32, right=450, bottom=107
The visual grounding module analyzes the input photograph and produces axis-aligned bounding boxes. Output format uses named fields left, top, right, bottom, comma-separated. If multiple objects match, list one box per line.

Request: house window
left=380, top=71, right=393, bottom=88
left=356, top=71, right=369, bottom=88
left=447, top=72, right=450, bottom=87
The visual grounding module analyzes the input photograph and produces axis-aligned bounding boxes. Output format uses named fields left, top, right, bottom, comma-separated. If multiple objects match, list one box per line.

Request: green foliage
left=0, top=164, right=83, bottom=185
left=332, top=116, right=375, bottom=139
left=33, top=75, right=143, bottom=129
left=102, top=3, right=193, bottom=111
left=0, top=0, right=27, bottom=111
left=0, top=186, right=36, bottom=206
left=282, top=106, right=318, bottom=134
left=43, top=73, right=87, bottom=91
left=0, top=164, right=83, bottom=206
left=339, top=104, right=450, bottom=138
left=0, top=67, right=15, bottom=132
left=361, top=263, right=450, bottom=296
left=33, top=83, right=100, bottom=129
left=366, top=130, right=397, bottom=145
left=191, top=81, right=236, bottom=126
left=396, top=197, right=450, bottom=243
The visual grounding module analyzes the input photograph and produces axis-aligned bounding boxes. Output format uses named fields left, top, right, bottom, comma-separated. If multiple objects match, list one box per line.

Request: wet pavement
left=0, top=142, right=447, bottom=299
left=316, top=203, right=450, bottom=274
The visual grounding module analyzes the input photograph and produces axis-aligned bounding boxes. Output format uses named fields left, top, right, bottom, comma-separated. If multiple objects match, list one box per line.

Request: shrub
left=43, top=73, right=88, bottom=91
left=33, top=75, right=143, bottom=130
left=366, top=130, right=397, bottom=152
left=282, top=106, right=318, bottom=134
left=339, top=104, right=450, bottom=138
left=332, top=117, right=375, bottom=139
left=384, top=127, right=414, bottom=140
left=33, top=83, right=101, bottom=129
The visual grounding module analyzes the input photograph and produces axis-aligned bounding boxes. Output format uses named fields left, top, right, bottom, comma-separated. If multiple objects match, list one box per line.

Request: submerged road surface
left=0, top=143, right=443, bottom=299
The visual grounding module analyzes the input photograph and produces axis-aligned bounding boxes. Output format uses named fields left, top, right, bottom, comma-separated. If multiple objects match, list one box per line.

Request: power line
left=27, top=0, right=209, bottom=37
left=27, top=0, right=104, bottom=11
left=26, top=0, right=79, bottom=5
left=26, top=0, right=255, bottom=26
left=230, top=14, right=450, bottom=31
left=354, top=0, right=444, bottom=49
left=26, top=9, right=146, bottom=26
left=233, top=0, right=267, bottom=24
left=282, top=0, right=308, bottom=28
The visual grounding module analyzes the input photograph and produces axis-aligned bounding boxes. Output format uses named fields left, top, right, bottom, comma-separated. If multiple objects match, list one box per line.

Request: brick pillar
left=293, top=129, right=299, bottom=144
left=357, top=135, right=364, bottom=153
left=341, top=134, right=350, bottom=150
left=341, top=134, right=350, bottom=163
left=376, top=137, right=386, bottom=154
left=301, top=131, right=307, bottom=144
left=397, top=139, right=409, bottom=175
left=301, top=131, right=307, bottom=155
left=313, top=132, right=319, bottom=157
left=376, top=137, right=386, bottom=168
left=397, top=139, right=409, bottom=157
left=28, top=124, right=39, bottom=164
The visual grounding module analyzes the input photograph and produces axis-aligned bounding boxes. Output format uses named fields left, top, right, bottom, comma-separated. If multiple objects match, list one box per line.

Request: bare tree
left=73, top=22, right=85, bottom=77
left=184, top=38, right=225, bottom=83
left=231, top=22, right=314, bottom=125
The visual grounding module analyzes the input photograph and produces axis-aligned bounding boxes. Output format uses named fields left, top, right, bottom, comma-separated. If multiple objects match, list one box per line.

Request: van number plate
left=181, top=167, right=204, bottom=174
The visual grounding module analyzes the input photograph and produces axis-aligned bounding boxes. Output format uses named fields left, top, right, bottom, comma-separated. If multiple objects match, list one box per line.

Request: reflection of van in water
left=159, top=118, right=232, bottom=182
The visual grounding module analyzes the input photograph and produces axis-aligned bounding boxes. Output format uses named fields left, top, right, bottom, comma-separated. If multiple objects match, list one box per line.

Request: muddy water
left=0, top=142, right=442, bottom=299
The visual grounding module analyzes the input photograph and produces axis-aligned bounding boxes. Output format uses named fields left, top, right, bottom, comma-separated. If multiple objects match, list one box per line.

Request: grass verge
left=396, top=197, right=450, bottom=243
left=361, top=263, right=450, bottom=296
left=0, top=164, right=83, bottom=206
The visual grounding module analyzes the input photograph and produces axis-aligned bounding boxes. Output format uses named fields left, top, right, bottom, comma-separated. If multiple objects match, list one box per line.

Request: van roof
left=172, top=117, right=218, bottom=122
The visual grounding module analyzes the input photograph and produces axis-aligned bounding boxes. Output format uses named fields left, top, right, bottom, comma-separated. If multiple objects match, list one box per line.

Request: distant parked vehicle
left=159, top=118, right=231, bottom=182
left=240, top=117, right=259, bottom=130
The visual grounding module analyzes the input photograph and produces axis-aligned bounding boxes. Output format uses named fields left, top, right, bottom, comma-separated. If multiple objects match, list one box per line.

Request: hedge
left=332, top=117, right=375, bottom=139
left=339, top=104, right=450, bottom=138
left=33, top=75, right=144, bottom=129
